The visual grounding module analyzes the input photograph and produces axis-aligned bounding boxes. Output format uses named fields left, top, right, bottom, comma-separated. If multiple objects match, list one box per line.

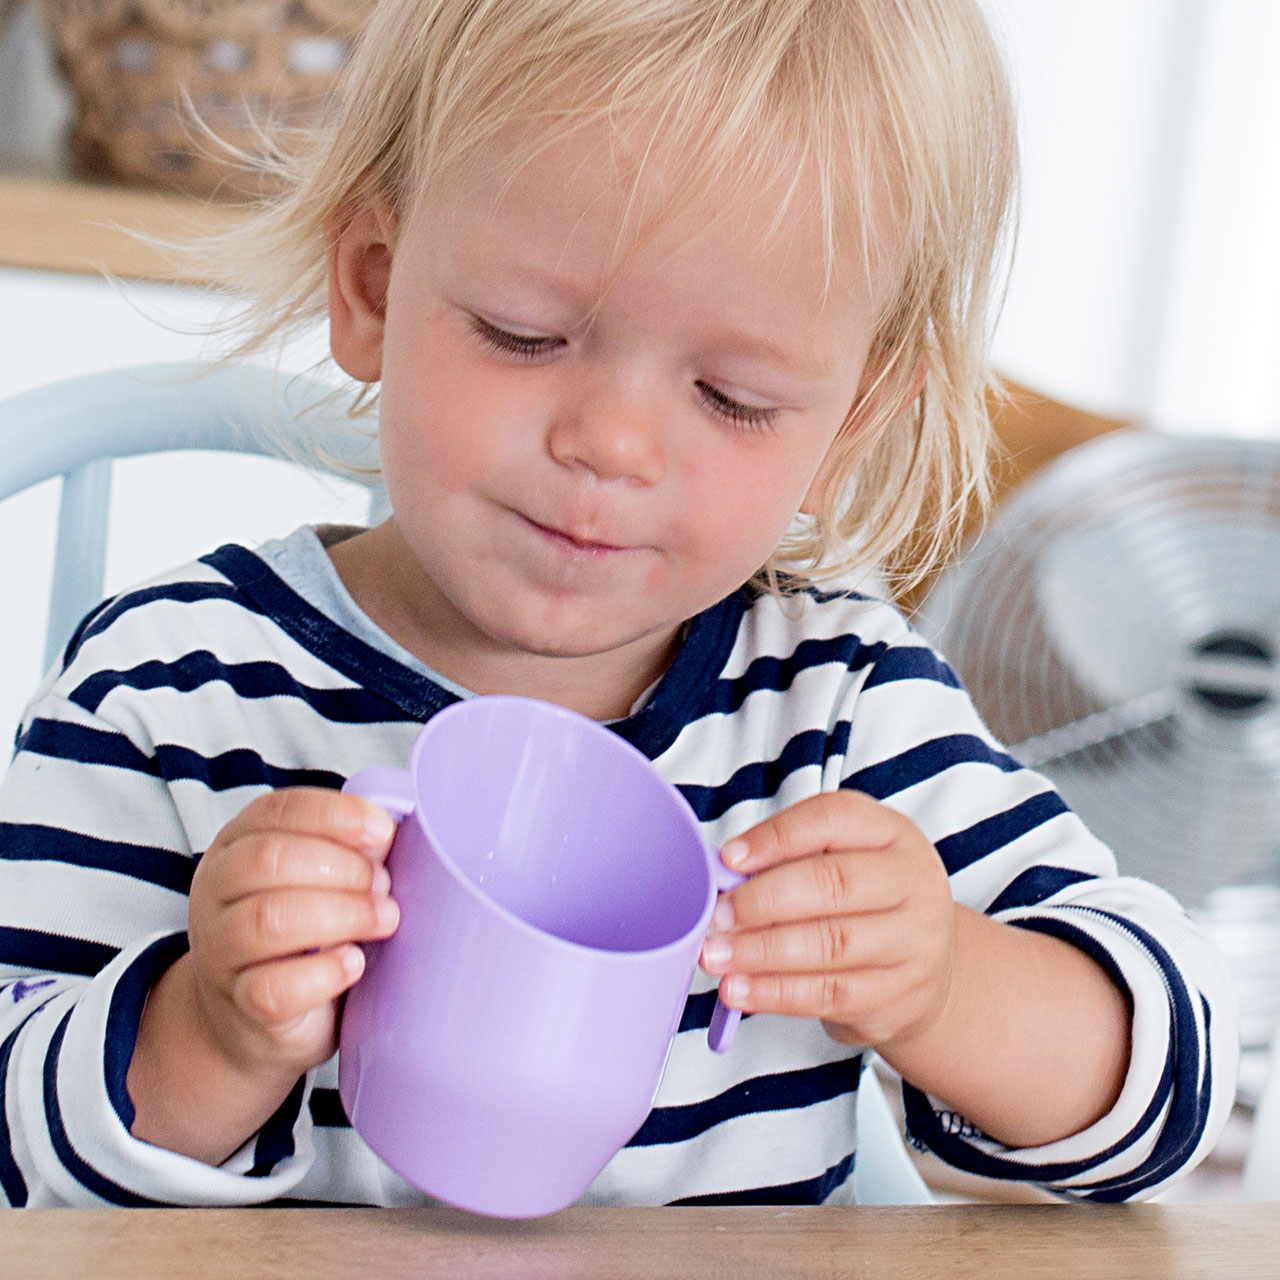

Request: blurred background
left=4, top=0, right=1280, bottom=726
left=2, top=0, right=1280, bottom=1202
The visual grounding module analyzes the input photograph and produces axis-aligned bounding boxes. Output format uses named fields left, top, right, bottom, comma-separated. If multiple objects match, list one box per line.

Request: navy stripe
left=102, top=935, right=190, bottom=1130
left=64, top=581, right=263, bottom=666
left=1078, top=999, right=1214, bottom=1201
left=628, top=1058, right=860, bottom=1148
left=844, top=734, right=1023, bottom=802
left=710, top=635, right=876, bottom=717
left=43, top=1009, right=169, bottom=1206
left=0, top=823, right=194, bottom=896
left=582, top=587, right=752, bottom=761
left=0, top=926, right=119, bottom=977
left=826, top=718, right=853, bottom=762
left=861, top=645, right=962, bottom=691
left=70, top=651, right=412, bottom=726
left=153, top=745, right=345, bottom=793
left=308, top=1087, right=350, bottom=1128
left=60, top=596, right=119, bottom=669
left=668, top=1150, right=855, bottom=1205
left=988, top=866, right=1098, bottom=915
left=248, top=1075, right=307, bottom=1177
left=677, top=989, right=727, bottom=1034
left=14, top=720, right=159, bottom=776
left=675, top=991, right=755, bottom=1036
left=678, top=729, right=829, bottom=823
left=933, top=791, right=1070, bottom=875
left=0, top=1020, right=30, bottom=1206
left=203, top=544, right=461, bottom=724
left=1065, top=916, right=1213, bottom=1201
left=17, top=723, right=347, bottom=792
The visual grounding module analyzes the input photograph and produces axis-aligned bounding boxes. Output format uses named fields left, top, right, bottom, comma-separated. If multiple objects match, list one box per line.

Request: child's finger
left=201, top=833, right=393, bottom=906
left=210, top=887, right=399, bottom=971
left=715, top=967, right=890, bottom=1026
left=713, top=846, right=907, bottom=933
left=215, top=787, right=398, bottom=856
left=701, top=910, right=906, bottom=977
left=720, top=790, right=899, bottom=875
left=230, top=944, right=367, bottom=1029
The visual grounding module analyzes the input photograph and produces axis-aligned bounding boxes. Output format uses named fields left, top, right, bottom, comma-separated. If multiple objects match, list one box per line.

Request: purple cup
left=337, top=695, right=743, bottom=1218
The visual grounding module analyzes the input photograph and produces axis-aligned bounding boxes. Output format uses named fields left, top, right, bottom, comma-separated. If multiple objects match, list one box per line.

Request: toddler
left=0, top=0, right=1236, bottom=1207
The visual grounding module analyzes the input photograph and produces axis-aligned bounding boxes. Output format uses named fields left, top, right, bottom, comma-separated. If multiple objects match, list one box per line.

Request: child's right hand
left=184, top=787, right=400, bottom=1078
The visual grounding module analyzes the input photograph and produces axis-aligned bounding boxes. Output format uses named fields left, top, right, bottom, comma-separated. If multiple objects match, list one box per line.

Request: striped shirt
left=0, top=526, right=1237, bottom=1207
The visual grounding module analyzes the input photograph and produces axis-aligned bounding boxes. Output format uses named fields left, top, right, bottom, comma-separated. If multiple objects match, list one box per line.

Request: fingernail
left=375, top=897, right=399, bottom=930
left=712, top=898, right=734, bottom=931
left=721, top=839, right=748, bottom=869
left=703, top=937, right=732, bottom=970
left=723, top=975, right=749, bottom=1006
left=343, top=945, right=365, bottom=978
left=371, top=865, right=391, bottom=895
left=363, top=806, right=397, bottom=847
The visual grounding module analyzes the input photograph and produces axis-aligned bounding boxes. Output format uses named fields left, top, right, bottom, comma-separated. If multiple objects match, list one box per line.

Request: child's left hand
left=700, top=791, right=956, bottom=1052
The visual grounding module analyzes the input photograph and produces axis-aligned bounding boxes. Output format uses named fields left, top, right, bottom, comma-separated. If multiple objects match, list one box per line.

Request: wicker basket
left=34, top=0, right=376, bottom=197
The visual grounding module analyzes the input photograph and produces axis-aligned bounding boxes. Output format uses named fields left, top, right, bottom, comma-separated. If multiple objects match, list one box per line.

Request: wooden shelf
left=0, top=164, right=245, bottom=284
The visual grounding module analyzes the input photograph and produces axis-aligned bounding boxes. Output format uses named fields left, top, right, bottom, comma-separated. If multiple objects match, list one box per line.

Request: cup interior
left=412, top=699, right=712, bottom=952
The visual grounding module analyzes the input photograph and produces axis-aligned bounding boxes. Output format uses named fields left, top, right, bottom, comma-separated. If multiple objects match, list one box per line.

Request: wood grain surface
left=5, top=1204, right=1279, bottom=1280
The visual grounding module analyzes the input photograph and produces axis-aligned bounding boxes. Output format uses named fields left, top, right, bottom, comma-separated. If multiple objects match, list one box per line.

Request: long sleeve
left=836, top=622, right=1238, bottom=1200
left=0, top=623, right=318, bottom=1206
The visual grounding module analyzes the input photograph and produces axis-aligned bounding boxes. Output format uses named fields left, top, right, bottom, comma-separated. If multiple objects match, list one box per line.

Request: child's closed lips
left=509, top=505, right=653, bottom=557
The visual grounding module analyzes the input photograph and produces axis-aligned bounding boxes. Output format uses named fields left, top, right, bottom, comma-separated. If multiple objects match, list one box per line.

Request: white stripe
left=0, top=860, right=186, bottom=948
left=587, top=1091, right=859, bottom=1205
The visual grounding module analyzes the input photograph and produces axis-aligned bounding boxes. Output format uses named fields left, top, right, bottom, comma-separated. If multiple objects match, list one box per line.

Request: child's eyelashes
left=469, top=315, right=562, bottom=360
left=696, top=382, right=779, bottom=432
left=468, top=314, right=779, bottom=431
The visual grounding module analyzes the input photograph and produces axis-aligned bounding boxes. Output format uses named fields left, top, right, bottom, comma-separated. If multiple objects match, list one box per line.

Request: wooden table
left=4, top=1204, right=1278, bottom=1280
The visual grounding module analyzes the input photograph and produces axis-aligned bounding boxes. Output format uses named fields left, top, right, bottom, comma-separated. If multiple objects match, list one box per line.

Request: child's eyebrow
left=716, top=331, right=836, bottom=384
left=462, top=257, right=598, bottom=313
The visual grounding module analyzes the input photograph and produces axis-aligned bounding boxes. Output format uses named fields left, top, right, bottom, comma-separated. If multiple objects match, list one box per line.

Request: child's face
left=331, top=121, right=887, bottom=691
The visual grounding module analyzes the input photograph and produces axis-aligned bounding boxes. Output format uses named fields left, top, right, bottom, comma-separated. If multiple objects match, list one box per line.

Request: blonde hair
left=202, top=0, right=1018, bottom=596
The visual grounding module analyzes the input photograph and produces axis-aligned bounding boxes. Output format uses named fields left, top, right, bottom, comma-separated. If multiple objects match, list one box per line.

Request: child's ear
left=327, top=196, right=399, bottom=383
left=800, top=358, right=929, bottom=515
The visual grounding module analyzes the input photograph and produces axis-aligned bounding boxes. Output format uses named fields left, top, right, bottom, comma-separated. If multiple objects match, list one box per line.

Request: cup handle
left=707, top=856, right=746, bottom=1053
left=342, top=766, right=416, bottom=821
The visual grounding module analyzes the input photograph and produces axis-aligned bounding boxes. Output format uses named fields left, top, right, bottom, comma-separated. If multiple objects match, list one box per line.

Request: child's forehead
left=410, top=113, right=903, bottom=307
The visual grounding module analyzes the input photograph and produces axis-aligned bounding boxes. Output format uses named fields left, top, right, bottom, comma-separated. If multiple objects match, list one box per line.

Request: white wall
left=989, top=0, right=1206, bottom=416
left=990, top=0, right=1280, bottom=434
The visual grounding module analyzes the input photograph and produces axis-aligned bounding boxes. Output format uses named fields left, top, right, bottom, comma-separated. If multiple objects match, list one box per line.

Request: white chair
left=0, top=360, right=931, bottom=1205
left=0, top=361, right=387, bottom=672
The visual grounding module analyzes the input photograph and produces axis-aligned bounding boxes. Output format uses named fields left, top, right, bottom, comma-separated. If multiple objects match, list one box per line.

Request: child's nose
left=547, top=384, right=666, bottom=486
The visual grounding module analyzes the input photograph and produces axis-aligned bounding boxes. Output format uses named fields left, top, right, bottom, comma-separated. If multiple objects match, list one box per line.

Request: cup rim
left=406, top=694, right=719, bottom=961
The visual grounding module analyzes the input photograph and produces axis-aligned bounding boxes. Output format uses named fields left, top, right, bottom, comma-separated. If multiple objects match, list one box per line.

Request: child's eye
left=470, top=315, right=561, bottom=360
left=697, top=381, right=779, bottom=432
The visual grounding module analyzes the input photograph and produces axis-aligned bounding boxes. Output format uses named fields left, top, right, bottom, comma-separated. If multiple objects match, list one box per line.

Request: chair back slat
left=0, top=362, right=385, bottom=677
left=46, top=460, right=113, bottom=671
